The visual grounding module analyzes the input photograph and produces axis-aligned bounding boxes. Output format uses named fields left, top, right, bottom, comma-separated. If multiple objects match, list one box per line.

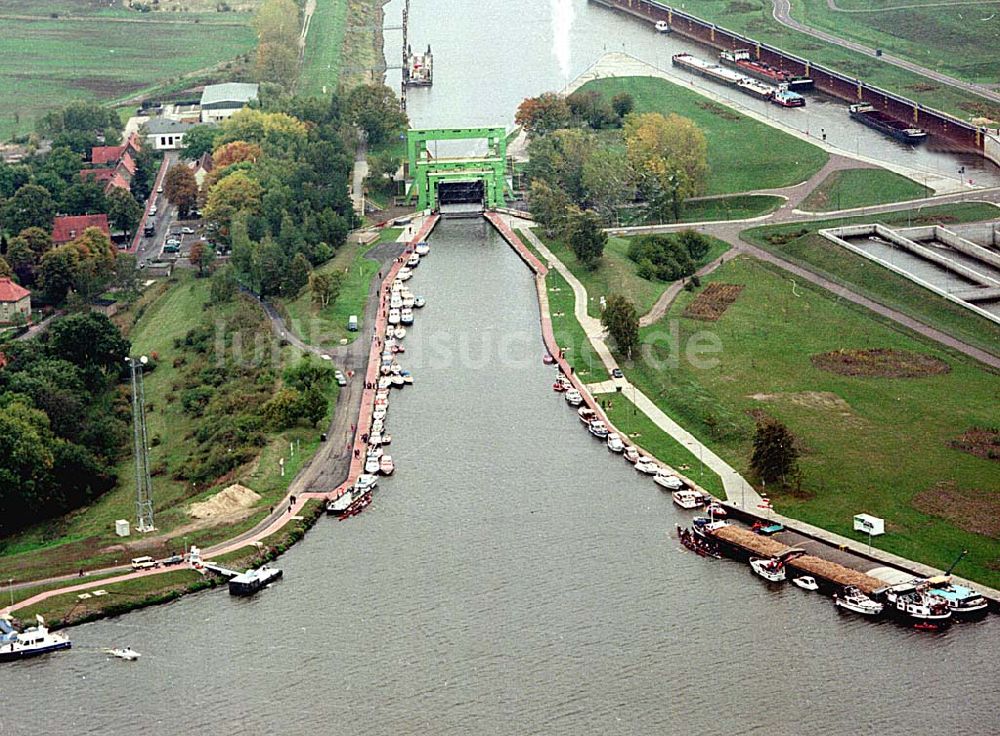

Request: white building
left=145, top=118, right=195, bottom=151
left=199, top=83, right=259, bottom=124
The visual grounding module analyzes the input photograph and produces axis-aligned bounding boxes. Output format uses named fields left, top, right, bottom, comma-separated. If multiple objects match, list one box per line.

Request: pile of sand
left=188, top=484, right=262, bottom=520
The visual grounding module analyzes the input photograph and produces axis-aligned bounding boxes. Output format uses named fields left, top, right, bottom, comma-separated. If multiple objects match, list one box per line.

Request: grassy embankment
left=653, top=0, right=1000, bottom=120
left=0, top=2, right=257, bottom=139
left=622, top=253, right=1000, bottom=588
left=580, top=76, right=829, bottom=196
left=743, top=202, right=1000, bottom=358
left=281, top=227, right=402, bottom=346
left=298, top=0, right=349, bottom=97
left=15, top=501, right=325, bottom=629
left=0, top=272, right=338, bottom=583
left=792, top=0, right=1000, bottom=85
left=800, top=168, right=932, bottom=212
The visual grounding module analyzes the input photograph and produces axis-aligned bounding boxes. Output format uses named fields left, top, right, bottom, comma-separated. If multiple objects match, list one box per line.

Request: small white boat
left=623, top=446, right=640, bottom=464
left=407, top=253, right=420, bottom=267
left=402, top=294, right=415, bottom=309
left=654, top=19, right=670, bottom=32
left=400, top=308, right=414, bottom=325
left=108, top=647, right=141, bottom=661
left=370, top=418, right=384, bottom=434
left=381, top=433, right=392, bottom=445
left=705, top=502, right=728, bottom=518
left=364, top=455, right=381, bottom=474
left=394, top=327, right=406, bottom=339
left=607, top=433, right=625, bottom=453
left=793, top=576, right=819, bottom=591
left=635, top=457, right=659, bottom=475
left=392, top=278, right=403, bottom=290
left=578, top=407, right=597, bottom=425
left=564, top=389, right=583, bottom=406
left=390, top=293, right=403, bottom=310
left=749, top=557, right=786, bottom=582
left=834, top=586, right=883, bottom=615
left=372, top=406, right=387, bottom=421
left=369, top=432, right=383, bottom=446
left=401, top=372, right=414, bottom=384
left=326, top=491, right=353, bottom=516
left=380, top=455, right=395, bottom=475
left=415, top=242, right=430, bottom=256
left=655, top=471, right=684, bottom=491
left=388, top=309, right=401, bottom=325
left=398, top=267, right=412, bottom=281
left=366, top=445, right=383, bottom=458
left=671, top=489, right=703, bottom=508
left=378, top=376, right=392, bottom=389
left=414, top=296, right=426, bottom=308
left=588, top=420, right=609, bottom=439
left=391, top=375, right=405, bottom=387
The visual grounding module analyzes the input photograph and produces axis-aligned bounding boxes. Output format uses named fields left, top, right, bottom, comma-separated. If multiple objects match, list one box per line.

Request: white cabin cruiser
left=834, top=586, right=883, bottom=616
left=654, top=471, right=684, bottom=490
left=355, top=473, right=379, bottom=492
left=397, top=267, right=412, bottom=281
left=388, top=309, right=401, bottom=325
left=793, top=576, right=819, bottom=591
left=635, top=457, right=659, bottom=475
left=108, top=647, right=141, bottom=661
left=407, top=253, right=420, bottom=267
left=414, top=296, right=426, bottom=308
left=607, top=433, right=625, bottom=453
left=749, top=557, right=786, bottom=582
left=415, top=242, right=430, bottom=256
left=564, top=389, right=583, bottom=406
left=588, top=420, right=609, bottom=439
left=671, top=489, right=703, bottom=508
left=623, top=446, right=640, bottom=464
left=390, top=293, right=403, bottom=310
left=379, top=455, right=395, bottom=475
left=364, top=454, right=381, bottom=474
left=327, top=491, right=354, bottom=516
left=0, top=616, right=71, bottom=662
left=400, top=308, right=414, bottom=325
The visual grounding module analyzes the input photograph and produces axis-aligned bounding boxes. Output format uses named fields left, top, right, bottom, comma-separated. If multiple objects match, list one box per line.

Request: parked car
left=611, top=368, right=624, bottom=379
left=165, top=238, right=180, bottom=247
left=156, top=185, right=164, bottom=194
left=160, top=554, right=184, bottom=567
left=334, top=369, right=347, bottom=386
left=130, top=556, right=157, bottom=570
left=163, top=244, right=179, bottom=254
left=180, top=226, right=195, bottom=234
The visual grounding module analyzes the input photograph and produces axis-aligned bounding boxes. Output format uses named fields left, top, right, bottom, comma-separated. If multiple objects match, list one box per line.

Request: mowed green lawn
left=580, top=76, right=829, bottom=195
left=793, top=0, right=1000, bottom=84
left=744, top=202, right=1000, bottom=357
left=799, top=168, right=931, bottom=212
left=299, top=0, right=348, bottom=97
left=626, top=255, right=1000, bottom=588
left=0, top=14, right=256, bottom=138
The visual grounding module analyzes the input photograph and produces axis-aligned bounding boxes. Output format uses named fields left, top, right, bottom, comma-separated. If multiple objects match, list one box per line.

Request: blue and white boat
left=922, top=576, right=989, bottom=618
left=0, top=616, right=72, bottom=662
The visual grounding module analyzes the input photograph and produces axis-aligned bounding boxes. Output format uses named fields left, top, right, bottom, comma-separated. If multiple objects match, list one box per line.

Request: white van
left=131, top=556, right=157, bottom=570
left=347, top=315, right=358, bottom=332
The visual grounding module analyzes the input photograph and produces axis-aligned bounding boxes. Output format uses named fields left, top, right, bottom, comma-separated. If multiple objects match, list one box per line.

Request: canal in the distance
left=6, top=220, right=998, bottom=736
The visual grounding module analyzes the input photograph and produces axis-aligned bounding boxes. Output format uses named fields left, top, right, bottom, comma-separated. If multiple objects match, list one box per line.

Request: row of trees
left=0, top=312, right=131, bottom=536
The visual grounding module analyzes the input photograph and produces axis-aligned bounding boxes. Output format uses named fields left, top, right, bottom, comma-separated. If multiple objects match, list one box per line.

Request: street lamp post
left=7, top=578, right=13, bottom=608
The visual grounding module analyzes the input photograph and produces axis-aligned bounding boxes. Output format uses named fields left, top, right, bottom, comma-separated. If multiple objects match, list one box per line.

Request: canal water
left=6, top=220, right=998, bottom=736
left=386, top=0, right=1000, bottom=184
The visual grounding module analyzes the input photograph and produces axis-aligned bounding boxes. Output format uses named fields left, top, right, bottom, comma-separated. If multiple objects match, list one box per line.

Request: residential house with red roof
left=0, top=278, right=31, bottom=324
left=51, top=214, right=111, bottom=245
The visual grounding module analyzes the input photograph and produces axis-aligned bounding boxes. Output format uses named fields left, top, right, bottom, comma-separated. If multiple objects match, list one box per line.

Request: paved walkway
left=770, top=0, right=1000, bottom=106
left=565, top=53, right=971, bottom=194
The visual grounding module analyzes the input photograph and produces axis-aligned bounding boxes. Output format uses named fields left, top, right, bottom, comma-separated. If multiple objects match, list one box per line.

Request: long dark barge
left=849, top=103, right=927, bottom=143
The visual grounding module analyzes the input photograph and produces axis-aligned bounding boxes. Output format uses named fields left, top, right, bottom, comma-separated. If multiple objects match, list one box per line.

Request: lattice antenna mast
left=128, top=356, right=155, bottom=533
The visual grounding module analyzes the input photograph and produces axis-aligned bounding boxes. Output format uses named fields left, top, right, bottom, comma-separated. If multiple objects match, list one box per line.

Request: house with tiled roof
left=52, top=214, right=110, bottom=245
left=0, top=278, right=31, bottom=324
left=91, top=145, right=125, bottom=165
left=191, top=151, right=214, bottom=189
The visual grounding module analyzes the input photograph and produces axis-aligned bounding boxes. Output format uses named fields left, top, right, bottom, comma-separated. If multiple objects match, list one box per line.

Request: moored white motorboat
left=366, top=445, right=383, bottom=458
left=398, top=267, right=412, bottom=281
left=635, top=457, right=659, bottom=475
left=588, top=420, right=609, bottom=438
left=654, top=471, right=684, bottom=491
left=390, top=293, right=403, bottom=309
left=793, top=576, right=819, bottom=591
left=834, top=586, right=883, bottom=615
left=400, top=308, right=414, bottom=325
left=0, top=616, right=72, bottom=662
left=402, top=294, right=415, bottom=309
left=373, top=406, right=387, bottom=421
left=327, top=491, right=354, bottom=516
left=364, top=454, right=381, bottom=474
left=401, top=371, right=414, bottom=384
left=607, top=433, right=625, bottom=453
left=578, top=407, right=597, bottom=425
left=671, top=489, right=703, bottom=508
left=108, top=647, right=141, bottom=661
left=369, top=432, right=383, bottom=446
left=564, top=389, right=583, bottom=406
left=705, top=502, right=728, bottom=518
left=394, top=327, right=406, bottom=339
left=391, top=375, right=405, bottom=387
left=623, top=446, right=640, bottom=464
left=749, top=557, right=786, bottom=582
left=370, top=418, right=384, bottom=434
left=414, top=296, right=426, bottom=308
left=415, top=242, right=430, bottom=256
left=654, top=19, right=670, bottom=32
left=407, top=253, right=420, bottom=267
left=379, top=455, right=395, bottom=475
left=355, top=474, right=378, bottom=492
left=378, top=376, right=392, bottom=389
left=388, top=309, right=401, bottom=325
